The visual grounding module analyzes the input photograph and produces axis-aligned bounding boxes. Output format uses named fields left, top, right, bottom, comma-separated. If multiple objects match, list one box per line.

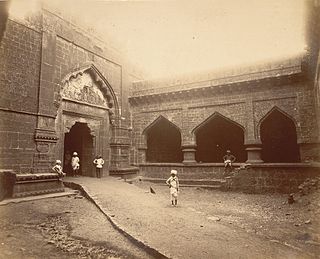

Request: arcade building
left=0, top=1, right=320, bottom=198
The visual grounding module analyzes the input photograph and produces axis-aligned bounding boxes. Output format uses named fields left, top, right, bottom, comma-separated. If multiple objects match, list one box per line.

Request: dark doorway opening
left=64, top=122, right=94, bottom=176
left=195, top=114, right=246, bottom=163
left=260, top=109, right=300, bottom=162
left=146, top=117, right=182, bottom=163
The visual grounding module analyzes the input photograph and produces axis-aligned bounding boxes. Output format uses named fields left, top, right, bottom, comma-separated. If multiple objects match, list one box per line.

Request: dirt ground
left=0, top=179, right=319, bottom=259
left=0, top=191, right=151, bottom=259
left=133, top=180, right=320, bottom=258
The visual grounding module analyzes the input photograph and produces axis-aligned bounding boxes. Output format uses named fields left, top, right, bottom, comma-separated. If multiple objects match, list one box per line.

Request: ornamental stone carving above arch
left=63, top=72, right=108, bottom=107
left=55, top=64, right=119, bottom=125
left=63, top=116, right=100, bottom=137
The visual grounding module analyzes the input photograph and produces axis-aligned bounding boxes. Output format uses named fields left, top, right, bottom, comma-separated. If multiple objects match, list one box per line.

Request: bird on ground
left=150, top=186, right=156, bottom=194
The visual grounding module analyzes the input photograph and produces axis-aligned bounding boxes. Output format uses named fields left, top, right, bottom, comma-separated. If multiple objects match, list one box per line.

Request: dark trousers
left=96, top=168, right=101, bottom=178
left=72, top=169, right=79, bottom=177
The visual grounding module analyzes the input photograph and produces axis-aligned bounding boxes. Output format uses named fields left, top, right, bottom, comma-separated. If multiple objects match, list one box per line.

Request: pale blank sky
left=10, top=0, right=306, bottom=79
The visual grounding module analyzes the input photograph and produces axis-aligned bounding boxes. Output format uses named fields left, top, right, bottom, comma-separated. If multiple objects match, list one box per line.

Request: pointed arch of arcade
left=143, top=116, right=183, bottom=163
left=192, top=112, right=246, bottom=163
left=258, top=106, right=300, bottom=163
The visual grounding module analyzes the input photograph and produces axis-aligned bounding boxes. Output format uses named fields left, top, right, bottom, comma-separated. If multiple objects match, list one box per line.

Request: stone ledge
left=245, top=163, right=320, bottom=168
left=14, top=173, right=62, bottom=181
left=109, top=167, right=140, bottom=180
left=109, top=167, right=139, bottom=174
left=8, top=172, right=65, bottom=198
left=139, top=163, right=320, bottom=168
left=0, top=189, right=78, bottom=206
left=140, top=163, right=244, bottom=167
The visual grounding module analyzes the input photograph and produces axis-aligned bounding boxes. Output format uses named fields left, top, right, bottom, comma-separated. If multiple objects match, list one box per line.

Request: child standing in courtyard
left=166, top=169, right=179, bottom=206
left=93, top=155, right=104, bottom=178
left=71, top=152, right=80, bottom=177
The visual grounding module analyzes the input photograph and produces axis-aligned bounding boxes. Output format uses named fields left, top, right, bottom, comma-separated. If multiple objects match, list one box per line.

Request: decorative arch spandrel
left=191, top=111, right=245, bottom=136
left=142, top=115, right=182, bottom=135
left=187, top=104, right=246, bottom=137
left=55, top=63, right=119, bottom=125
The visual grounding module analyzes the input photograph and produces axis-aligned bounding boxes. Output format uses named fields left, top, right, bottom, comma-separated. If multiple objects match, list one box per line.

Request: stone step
left=0, top=188, right=78, bottom=206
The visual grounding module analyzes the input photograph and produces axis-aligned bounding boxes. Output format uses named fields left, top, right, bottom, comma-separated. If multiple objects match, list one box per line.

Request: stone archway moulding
left=63, top=116, right=99, bottom=137
left=140, top=115, right=182, bottom=146
left=142, top=115, right=182, bottom=135
left=55, top=63, right=120, bottom=125
left=191, top=112, right=245, bottom=137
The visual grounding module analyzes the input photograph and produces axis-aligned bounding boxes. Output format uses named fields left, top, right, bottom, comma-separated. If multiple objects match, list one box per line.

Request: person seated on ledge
left=223, top=150, right=236, bottom=175
left=52, top=160, right=66, bottom=178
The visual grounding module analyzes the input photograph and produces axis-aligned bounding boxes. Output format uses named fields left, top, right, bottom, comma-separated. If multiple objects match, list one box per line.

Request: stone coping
left=245, top=163, right=320, bottom=168
left=138, top=162, right=319, bottom=168
left=0, top=169, right=14, bottom=173
left=13, top=173, right=61, bottom=181
left=109, top=167, right=140, bottom=173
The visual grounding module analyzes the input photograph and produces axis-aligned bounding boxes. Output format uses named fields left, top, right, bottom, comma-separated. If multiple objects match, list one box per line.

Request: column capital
left=181, top=143, right=197, bottom=150
left=244, top=139, right=262, bottom=146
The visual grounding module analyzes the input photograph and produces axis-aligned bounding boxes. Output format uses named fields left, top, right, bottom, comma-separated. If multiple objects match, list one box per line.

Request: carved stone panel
left=62, top=72, right=108, bottom=108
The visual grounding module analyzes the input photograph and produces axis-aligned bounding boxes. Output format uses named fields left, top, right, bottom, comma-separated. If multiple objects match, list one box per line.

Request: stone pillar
left=244, top=98, right=263, bottom=163
left=33, top=30, right=58, bottom=173
left=138, top=145, right=147, bottom=163
left=182, top=143, right=197, bottom=164
left=109, top=121, right=131, bottom=169
left=109, top=118, right=139, bottom=176
left=245, top=140, right=263, bottom=163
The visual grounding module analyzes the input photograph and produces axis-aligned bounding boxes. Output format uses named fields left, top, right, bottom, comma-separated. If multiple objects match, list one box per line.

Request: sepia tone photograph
left=0, top=0, right=319, bottom=258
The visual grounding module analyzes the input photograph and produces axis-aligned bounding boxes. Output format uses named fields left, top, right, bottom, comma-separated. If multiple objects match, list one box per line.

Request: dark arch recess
left=194, top=113, right=246, bottom=163
left=145, top=116, right=182, bottom=163
left=260, top=108, right=300, bottom=162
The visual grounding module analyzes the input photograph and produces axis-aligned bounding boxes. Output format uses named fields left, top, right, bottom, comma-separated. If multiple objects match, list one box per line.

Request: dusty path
left=0, top=192, right=151, bottom=259
left=65, top=177, right=319, bottom=259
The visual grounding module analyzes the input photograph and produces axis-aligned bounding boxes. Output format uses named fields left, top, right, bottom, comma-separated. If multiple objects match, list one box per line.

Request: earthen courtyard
left=1, top=0, right=320, bottom=258
left=1, top=176, right=320, bottom=258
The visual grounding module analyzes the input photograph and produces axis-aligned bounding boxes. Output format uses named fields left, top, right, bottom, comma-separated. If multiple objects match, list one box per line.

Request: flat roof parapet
left=131, top=56, right=303, bottom=98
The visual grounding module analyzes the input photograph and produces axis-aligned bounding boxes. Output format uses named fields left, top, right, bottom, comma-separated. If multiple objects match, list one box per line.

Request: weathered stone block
left=10, top=172, right=64, bottom=198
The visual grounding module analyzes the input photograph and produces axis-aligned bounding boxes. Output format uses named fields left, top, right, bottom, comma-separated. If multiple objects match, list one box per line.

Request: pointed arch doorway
left=63, top=122, right=94, bottom=176
left=55, top=64, right=120, bottom=178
